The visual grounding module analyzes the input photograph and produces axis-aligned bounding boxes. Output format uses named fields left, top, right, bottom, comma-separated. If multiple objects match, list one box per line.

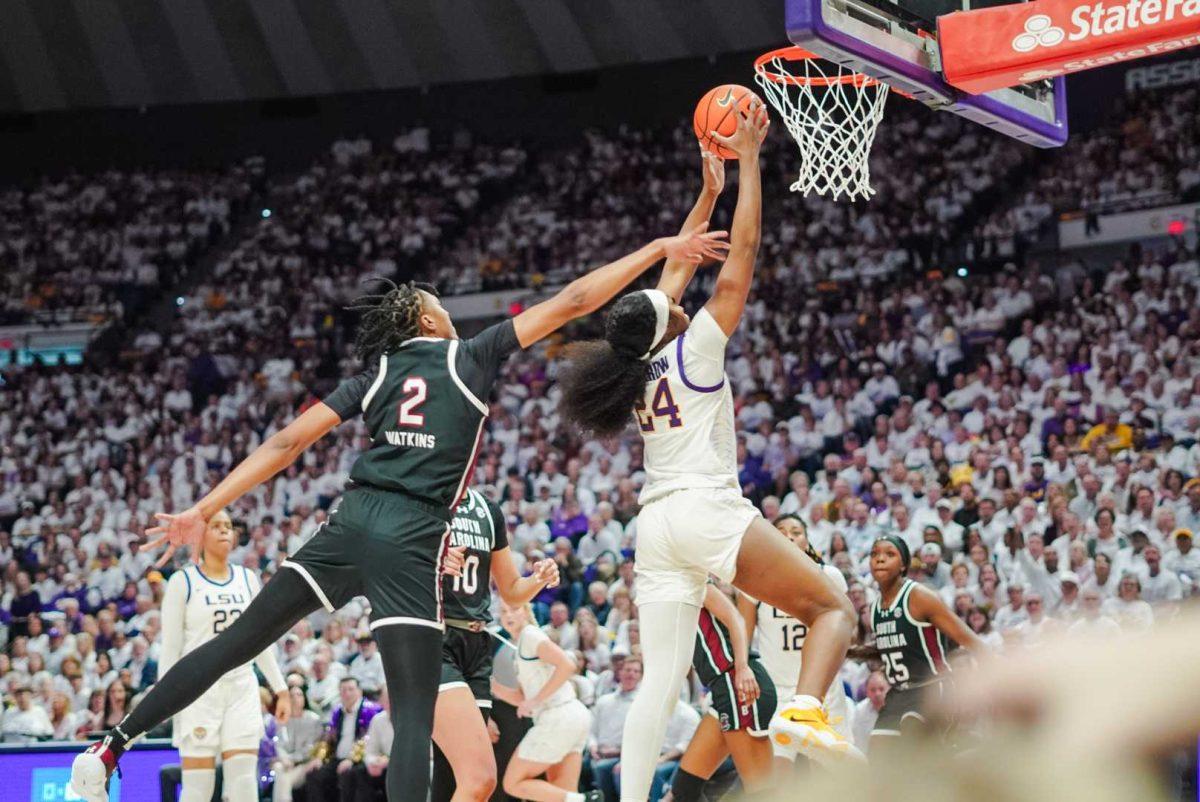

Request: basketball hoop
left=754, top=47, right=891, bottom=202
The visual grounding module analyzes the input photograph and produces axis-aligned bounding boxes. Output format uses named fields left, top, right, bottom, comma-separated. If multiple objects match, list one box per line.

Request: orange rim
left=754, top=46, right=880, bottom=89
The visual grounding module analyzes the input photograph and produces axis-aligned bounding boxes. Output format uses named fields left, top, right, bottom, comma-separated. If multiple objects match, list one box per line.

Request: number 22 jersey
left=638, top=308, right=739, bottom=505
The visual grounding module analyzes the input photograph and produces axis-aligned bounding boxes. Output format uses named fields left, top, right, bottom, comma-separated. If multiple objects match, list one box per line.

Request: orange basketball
left=693, top=84, right=764, bottom=159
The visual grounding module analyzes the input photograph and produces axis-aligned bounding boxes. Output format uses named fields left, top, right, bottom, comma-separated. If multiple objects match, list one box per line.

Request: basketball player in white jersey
left=159, top=510, right=288, bottom=802
left=491, top=601, right=600, bottom=802
left=737, top=514, right=852, bottom=758
left=559, top=104, right=859, bottom=801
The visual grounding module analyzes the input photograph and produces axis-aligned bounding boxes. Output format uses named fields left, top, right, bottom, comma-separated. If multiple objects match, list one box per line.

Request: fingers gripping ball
left=694, top=84, right=766, bottom=159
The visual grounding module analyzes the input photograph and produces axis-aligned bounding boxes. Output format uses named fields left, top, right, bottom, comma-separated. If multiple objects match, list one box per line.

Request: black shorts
left=707, top=660, right=777, bottom=736
left=439, top=627, right=495, bottom=712
left=872, top=683, right=943, bottom=736
left=281, top=486, right=450, bottom=630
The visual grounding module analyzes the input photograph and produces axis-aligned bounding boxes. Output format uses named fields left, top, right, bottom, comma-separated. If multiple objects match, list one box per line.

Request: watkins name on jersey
left=384, top=430, right=437, bottom=449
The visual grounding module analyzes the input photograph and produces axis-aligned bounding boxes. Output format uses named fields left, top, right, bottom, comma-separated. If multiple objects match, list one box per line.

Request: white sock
left=565, top=793, right=586, bottom=802
left=221, top=753, right=259, bottom=802
left=786, top=694, right=823, bottom=710
left=618, top=600, right=701, bottom=802
left=179, top=768, right=216, bottom=802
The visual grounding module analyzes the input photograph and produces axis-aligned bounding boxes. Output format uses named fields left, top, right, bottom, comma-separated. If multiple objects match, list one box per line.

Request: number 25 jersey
left=638, top=308, right=739, bottom=505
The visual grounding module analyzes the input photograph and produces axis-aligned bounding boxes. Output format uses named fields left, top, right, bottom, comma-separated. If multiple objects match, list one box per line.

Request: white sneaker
left=769, top=699, right=865, bottom=764
left=70, top=738, right=119, bottom=802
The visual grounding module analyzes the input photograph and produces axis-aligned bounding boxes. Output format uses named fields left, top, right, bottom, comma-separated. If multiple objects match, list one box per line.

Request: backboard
left=784, top=0, right=1070, bottom=146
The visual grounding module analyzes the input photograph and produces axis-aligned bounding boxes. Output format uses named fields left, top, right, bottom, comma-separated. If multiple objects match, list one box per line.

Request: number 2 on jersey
left=634, top=377, right=683, bottom=432
left=397, top=377, right=427, bottom=427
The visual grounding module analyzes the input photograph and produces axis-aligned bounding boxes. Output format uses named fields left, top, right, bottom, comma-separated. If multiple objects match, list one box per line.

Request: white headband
left=639, top=289, right=671, bottom=359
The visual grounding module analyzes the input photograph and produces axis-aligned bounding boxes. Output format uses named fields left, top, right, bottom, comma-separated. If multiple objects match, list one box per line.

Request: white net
left=754, top=50, right=890, bottom=202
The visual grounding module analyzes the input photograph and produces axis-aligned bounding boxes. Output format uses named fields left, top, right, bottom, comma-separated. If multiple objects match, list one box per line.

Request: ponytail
left=559, top=291, right=664, bottom=438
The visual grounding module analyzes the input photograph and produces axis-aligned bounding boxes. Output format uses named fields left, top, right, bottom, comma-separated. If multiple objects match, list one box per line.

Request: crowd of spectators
left=967, top=85, right=1200, bottom=261
left=1, top=93, right=1199, bottom=801
left=0, top=162, right=262, bottom=328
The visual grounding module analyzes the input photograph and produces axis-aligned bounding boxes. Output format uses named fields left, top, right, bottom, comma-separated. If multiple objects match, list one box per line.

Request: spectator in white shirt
left=1068, top=588, right=1121, bottom=636
left=349, top=635, right=386, bottom=696
left=1102, top=573, right=1155, bottom=631
left=993, top=583, right=1030, bottom=631
left=1139, top=545, right=1182, bottom=603
left=2, top=685, right=54, bottom=743
left=542, top=602, right=580, bottom=652
left=589, top=658, right=643, bottom=799
left=851, top=671, right=889, bottom=753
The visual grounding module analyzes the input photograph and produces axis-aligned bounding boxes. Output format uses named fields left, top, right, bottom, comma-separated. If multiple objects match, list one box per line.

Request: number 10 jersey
left=637, top=308, right=740, bottom=505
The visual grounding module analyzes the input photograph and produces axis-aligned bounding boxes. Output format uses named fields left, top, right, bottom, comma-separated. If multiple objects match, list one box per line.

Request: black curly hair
left=348, top=279, right=438, bottom=361
left=559, top=292, right=661, bottom=438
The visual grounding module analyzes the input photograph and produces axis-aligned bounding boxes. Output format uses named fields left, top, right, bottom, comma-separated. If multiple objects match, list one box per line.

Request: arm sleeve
left=157, top=573, right=186, bottom=680
left=321, top=367, right=377, bottom=422
left=455, top=320, right=520, bottom=400
left=487, top=498, right=509, bottom=551
left=679, top=308, right=728, bottom=387
left=246, top=570, right=288, bottom=693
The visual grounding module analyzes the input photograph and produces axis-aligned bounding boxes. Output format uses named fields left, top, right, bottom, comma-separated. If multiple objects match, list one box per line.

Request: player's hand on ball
left=710, top=98, right=769, bottom=159
left=700, top=150, right=725, bottom=195
left=734, top=663, right=760, bottom=703
left=441, top=544, right=467, bottom=577
left=142, top=507, right=206, bottom=567
left=661, top=222, right=730, bottom=265
left=532, top=559, right=560, bottom=588
left=274, top=690, right=290, bottom=725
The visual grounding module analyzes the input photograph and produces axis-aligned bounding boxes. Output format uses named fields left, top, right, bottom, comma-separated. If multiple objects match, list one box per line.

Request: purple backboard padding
left=785, top=0, right=1068, bottom=146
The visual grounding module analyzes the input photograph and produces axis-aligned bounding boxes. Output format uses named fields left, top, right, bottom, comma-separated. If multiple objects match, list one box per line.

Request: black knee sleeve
left=117, top=569, right=321, bottom=748
left=670, top=768, right=708, bottom=802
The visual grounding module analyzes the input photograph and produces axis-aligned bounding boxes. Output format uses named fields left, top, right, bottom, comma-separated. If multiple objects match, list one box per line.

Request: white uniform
left=749, top=565, right=852, bottom=748
left=513, top=625, right=592, bottom=764
left=636, top=309, right=758, bottom=607
left=160, top=564, right=286, bottom=756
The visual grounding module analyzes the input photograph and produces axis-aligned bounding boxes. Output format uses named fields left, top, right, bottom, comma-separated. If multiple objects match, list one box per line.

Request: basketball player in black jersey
left=430, top=487, right=561, bottom=802
left=868, top=536, right=983, bottom=755
left=70, top=226, right=729, bottom=802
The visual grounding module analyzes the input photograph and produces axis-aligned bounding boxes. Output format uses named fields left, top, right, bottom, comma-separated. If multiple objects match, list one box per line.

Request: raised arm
left=657, top=152, right=725, bottom=303
left=703, top=101, right=769, bottom=336
left=511, top=226, right=729, bottom=348
left=143, top=403, right=343, bottom=565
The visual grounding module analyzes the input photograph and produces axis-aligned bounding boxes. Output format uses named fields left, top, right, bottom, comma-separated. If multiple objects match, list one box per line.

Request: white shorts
left=635, top=488, right=758, bottom=607
left=516, top=700, right=592, bottom=764
left=173, top=673, right=264, bottom=756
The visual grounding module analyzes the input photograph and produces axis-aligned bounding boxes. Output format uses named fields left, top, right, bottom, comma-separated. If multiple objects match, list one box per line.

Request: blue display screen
left=0, top=741, right=177, bottom=802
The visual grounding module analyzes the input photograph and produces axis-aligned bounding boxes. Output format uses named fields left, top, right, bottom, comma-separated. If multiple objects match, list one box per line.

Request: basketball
left=693, top=84, right=764, bottom=159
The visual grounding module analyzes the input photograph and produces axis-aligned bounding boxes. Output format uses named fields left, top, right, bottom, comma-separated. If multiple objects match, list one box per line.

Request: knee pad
left=179, top=767, right=216, bottom=802
left=221, top=753, right=259, bottom=802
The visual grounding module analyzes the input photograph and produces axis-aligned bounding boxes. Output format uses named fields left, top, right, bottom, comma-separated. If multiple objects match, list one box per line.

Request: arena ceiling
left=0, top=0, right=782, bottom=112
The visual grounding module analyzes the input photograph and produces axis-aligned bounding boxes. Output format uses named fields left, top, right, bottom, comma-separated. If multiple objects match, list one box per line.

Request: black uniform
left=869, top=578, right=950, bottom=734
left=694, top=608, right=776, bottom=735
left=439, top=488, right=507, bottom=707
left=282, top=323, right=519, bottom=628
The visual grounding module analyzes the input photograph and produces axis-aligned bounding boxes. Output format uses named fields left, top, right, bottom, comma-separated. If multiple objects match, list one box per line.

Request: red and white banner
left=938, top=0, right=1200, bottom=94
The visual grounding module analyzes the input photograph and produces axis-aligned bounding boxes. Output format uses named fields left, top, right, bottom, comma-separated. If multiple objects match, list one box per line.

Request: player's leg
left=374, top=622, right=443, bottom=801
left=178, top=756, right=217, bottom=802
left=618, top=598, right=701, bottom=801
left=730, top=517, right=859, bottom=760
left=670, top=716, right=729, bottom=802
left=220, top=750, right=259, bottom=802
left=432, top=686, right=497, bottom=801
left=723, top=731, right=774, bottom=795
left=546, top=752, right=584, bottom=791
left=618, top=500, right=705, bottom=802
left=71, top=570, right=323, bottom=802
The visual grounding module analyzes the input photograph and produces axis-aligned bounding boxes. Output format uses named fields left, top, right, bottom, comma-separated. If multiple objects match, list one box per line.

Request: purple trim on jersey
left=676, top=333, right=724, bottom=393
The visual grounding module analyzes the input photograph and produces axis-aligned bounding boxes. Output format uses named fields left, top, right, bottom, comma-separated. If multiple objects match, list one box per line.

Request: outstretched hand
left=660, top=222, right=731, bottom=265
left=710, top=98, right=770, bottom=159
left=142, top=508, right=206, bottom=567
